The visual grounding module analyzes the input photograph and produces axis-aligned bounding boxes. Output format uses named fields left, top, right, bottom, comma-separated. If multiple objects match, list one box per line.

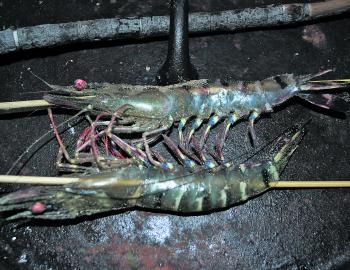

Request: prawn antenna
left=27, top=67, right=55, bottom=89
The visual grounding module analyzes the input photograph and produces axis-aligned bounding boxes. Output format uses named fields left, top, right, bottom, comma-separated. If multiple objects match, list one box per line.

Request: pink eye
left=31, top=202, right=46, bottom=214
left=74, top=79, right=87, bottom=90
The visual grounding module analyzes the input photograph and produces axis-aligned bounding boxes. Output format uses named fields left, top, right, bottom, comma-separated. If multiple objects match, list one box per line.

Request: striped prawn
left=39, top=69, right=350, bottom=170
left=0, top=123, right=304, bottom=220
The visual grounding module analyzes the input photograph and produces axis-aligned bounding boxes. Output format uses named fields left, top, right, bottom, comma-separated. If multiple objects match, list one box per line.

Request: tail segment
left=296, top=70, right=350, bottom=112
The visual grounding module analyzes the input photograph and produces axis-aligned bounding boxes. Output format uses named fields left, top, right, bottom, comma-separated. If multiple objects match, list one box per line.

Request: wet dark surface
left=0, top=0, right=350, bottom=269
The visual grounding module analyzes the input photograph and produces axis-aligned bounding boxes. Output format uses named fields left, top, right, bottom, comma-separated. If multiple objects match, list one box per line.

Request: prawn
left=0, top=123, right=304, bottom=220
left=41, top=69, right=350, bottom=168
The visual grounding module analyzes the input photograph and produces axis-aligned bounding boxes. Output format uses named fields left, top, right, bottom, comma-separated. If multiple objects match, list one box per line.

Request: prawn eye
left=74, top=79, right=87, bottom=90
left=31, top=202, right=46, bottom=214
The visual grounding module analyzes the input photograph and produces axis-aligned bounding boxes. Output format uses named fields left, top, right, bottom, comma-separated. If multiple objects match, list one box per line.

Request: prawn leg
left=178, top=118, right=188, bottom=146
left=248, top=110, right=261, bottom=145
left=112, top=118, right=175, bottom=169
left=199, top=114, right=220, bottom=149
left=177, top=118, right=203, bottom=163
left=208, top=112, right=237, bottom=163
left=112, top=118, right=170, bottom=134
left=48, top=108, right=77, bottom=165
left=143, top=127, right=174, bottom=170
left=162, top=134, right=196, bottom=170
left=186, top=118, right=203, bottom=146
left=56, top=148, right=99, bottom=174
left=49, top=108, right=139, bottom=173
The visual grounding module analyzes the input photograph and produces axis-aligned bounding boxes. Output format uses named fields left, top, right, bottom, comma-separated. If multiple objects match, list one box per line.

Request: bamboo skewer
left=0, top=175, right=79, bottom=185
left=0, top=175, right=349, bottom=188
left=0, top=96, right=95, bottom=114
left=0, top=99, right=51, bottom=111
left=269, top=181, right=350, bottom=188
left=310, top=79, right=350, bottom=83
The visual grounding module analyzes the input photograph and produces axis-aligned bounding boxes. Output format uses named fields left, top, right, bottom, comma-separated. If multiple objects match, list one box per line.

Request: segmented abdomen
left=136, top=162, right=276, bottom=212
left=178, top=75, right=297, bottom=119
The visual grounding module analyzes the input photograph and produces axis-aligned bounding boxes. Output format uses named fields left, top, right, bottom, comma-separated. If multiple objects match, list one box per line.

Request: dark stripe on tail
left=274, top=76, right=288, bottom=89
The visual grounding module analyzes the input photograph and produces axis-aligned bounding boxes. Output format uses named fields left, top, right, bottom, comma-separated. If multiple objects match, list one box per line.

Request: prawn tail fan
left=296, top=70, right=350, bottom=112
left=270, top=125, right=306, bottom=175
left=297, top=93, right=349, bottom=112
left=0, top=186, right=124, bottom=221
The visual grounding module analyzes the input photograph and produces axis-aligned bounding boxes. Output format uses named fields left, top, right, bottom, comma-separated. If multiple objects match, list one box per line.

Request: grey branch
left=0, top=0, right=349, bottom=55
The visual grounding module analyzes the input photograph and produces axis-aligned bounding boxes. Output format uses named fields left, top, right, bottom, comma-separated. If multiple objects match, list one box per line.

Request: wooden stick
left=270, top=181, right=350, bottom=188
left=0, top=99, right=51, bottom=111
left=0, top=175, right=349, bottom=188
left=0, top=96, right=95, bottom=114
left=0, top=175, right=79, bottom=185
left=1, top=0, right=349, bottom=55
left=310, top=79, right=350, bottom=83
left=310, top=0, right=350, bottom=17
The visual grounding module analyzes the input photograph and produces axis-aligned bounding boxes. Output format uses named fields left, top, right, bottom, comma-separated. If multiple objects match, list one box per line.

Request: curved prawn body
left=0, top=126, right=302, bottom=220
